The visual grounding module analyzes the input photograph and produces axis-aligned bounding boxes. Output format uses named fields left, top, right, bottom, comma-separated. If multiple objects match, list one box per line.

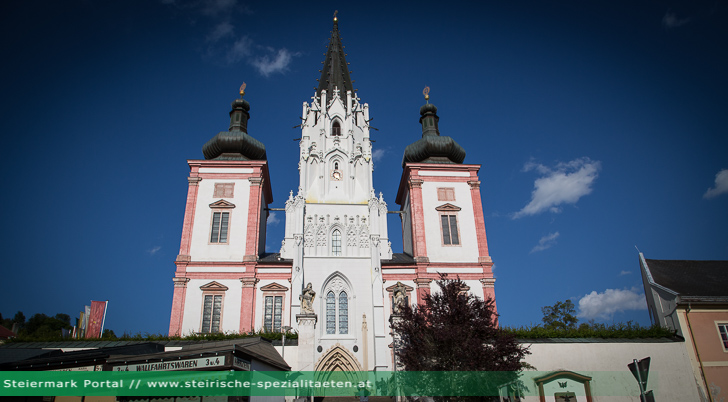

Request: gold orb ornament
left=239, top=82, right=246, bottom=97
left=423, top=86, right=430, bottom=102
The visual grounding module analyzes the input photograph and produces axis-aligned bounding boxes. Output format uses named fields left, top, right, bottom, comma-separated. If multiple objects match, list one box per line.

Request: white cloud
left=201, top=0, right=238, bottom=16
left=577, top=288, right=647, bottom=320
left=148, top=246, right=162, bottom=255
left=251, top=48, right=295, bottom=77
left=207, top=21, right=234, bottom=43
left=225, top=36, right=253, bottom=64
left=267, top=212, right=280, bottom=226
left=530, top=232, right=559, bottom=253
left=703, top=169, right=728, bottom=199
left=662, top=12, right=691, bottom=29
left=513, top=157, right=601, bottom=219
left=618, top=270, right=632, bottom=276
left=372, top=149, right=386, bottom=162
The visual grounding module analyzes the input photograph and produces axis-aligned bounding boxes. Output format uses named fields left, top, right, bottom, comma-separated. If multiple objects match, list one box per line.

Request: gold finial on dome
left=239, top=82, right=246, bottom=98
left=423, top=86, right=430, bottom=103
left=333, top=10, right=338, bottom=22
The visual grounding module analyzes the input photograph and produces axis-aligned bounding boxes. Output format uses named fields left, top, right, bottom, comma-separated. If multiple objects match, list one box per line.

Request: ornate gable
left=260, top=282, right=289, bottom=292
left=209, top=199, right=236, bottom=209
left=435, top=203, right=461, bottom=212
left=199, top=281, right=229, bottom=291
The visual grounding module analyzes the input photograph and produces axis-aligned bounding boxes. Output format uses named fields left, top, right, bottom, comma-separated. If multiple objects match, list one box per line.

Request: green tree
left=541, top=299, right=578, bottom=330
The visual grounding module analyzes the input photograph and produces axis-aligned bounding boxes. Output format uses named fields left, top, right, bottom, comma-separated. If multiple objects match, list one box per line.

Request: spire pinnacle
left=239, top=82, right=246, bottom=98
left=423, top=86, right=430, bottom=103
left=316, top=12, right=354, bottom=105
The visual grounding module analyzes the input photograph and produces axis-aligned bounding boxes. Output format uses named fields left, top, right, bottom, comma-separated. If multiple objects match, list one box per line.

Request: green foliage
left=8, top=327, right=298, bottom=343
left=504, top=321, right=676, bottom=339
left=541, top=299, right=578, bottom=330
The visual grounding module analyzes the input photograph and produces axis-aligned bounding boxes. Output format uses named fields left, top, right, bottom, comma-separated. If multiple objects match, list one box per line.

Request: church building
left=168, top=15, right=496, bottom=372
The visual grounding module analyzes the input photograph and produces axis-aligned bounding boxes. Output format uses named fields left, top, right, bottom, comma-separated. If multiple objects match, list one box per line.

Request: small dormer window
left=332, top=121, right=341, bottom=136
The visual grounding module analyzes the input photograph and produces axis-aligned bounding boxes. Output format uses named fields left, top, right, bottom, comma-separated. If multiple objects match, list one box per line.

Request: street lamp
left=281, top=325, right=293, bottom=360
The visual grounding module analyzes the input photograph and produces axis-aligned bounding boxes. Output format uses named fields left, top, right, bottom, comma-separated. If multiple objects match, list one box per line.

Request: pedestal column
left=296, top=314, right=317, bottom=371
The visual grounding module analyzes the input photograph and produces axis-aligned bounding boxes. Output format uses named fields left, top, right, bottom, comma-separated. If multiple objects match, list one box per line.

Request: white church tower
left=168, top=14, right=496, bottom=374
left=279, top=14, right=393, bottom=372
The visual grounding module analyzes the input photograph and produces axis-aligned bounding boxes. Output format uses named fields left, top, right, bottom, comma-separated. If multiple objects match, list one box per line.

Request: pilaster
left=244, top=176, right=264, bottom=262
left=169, top=277, right=190, bottom=336
left=239, top=277, right=259, bottom=333
left=414, top=277, right=433, bottom=305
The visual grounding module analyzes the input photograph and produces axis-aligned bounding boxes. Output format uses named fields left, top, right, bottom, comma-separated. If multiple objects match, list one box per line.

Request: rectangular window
left=441, top=215, right=460, bottom=245
left=437, top=187, right=455, bottom=201
left=719, top=324, right=728, bottom=350
left=201, top=294, right=222, bottom=333
left=264, top=296, right=283, bottom=332
left=210, top=212, right=230, bottom=243
left=213, top=183, right=235, bottom=198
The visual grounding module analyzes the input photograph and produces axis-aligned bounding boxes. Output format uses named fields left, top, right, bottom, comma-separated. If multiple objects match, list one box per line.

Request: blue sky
left=1, top=1, right=727, bottom=335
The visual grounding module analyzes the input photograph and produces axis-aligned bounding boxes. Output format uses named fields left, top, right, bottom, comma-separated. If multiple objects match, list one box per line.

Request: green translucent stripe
left=0, top=371, right=656, bottom=397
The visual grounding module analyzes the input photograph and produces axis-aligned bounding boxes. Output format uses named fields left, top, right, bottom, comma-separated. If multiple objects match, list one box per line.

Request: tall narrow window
left=210, top=211, right=230, bottom=243
left=338, top=292, right=348, bottom=334
left=264, top=296, right=283, bottom=332
left=326, top=291, right=336, bottom=334
left=332, top=229, right=342, bottom=256
left=441, top=215, right=460, bottom=245
left=332, top=121, right=341, bottom=136
left=719, top=323, right=728, bottom=350
left=201, top=294, right=223, bottom=333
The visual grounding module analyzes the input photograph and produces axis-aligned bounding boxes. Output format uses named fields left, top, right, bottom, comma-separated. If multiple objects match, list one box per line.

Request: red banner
left=85, top=300, right=107, bottom=338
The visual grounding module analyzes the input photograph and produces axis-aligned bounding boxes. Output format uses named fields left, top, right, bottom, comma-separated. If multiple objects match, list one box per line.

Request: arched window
left=334, top=162, right=339, bottom=170
left=332, top=121, right=341, bottom=136
left=338, top=291, right=348, bottom=334
left=332, top=229, right=342, bottom=256
left=326, top=291, right=336, bottom=334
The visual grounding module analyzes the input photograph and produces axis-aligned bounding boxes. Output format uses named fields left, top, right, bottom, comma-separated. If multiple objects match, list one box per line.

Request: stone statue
left=392, top=282, right=407, bottom=314
left=300, top=282, right=316, bottom=314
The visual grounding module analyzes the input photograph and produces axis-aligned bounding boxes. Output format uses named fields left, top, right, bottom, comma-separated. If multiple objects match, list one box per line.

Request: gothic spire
left=316, top=11, right=354, bottom=102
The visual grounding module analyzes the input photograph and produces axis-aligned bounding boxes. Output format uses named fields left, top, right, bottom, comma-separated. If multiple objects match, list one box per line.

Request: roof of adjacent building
left=0, top=338, right=290, bottom=371
left=0, top=325, right=15, bottom=340
left=644, top=258, right=728, bottom=299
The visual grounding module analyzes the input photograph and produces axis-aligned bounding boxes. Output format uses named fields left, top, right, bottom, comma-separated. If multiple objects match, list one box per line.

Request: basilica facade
left=168, top=16, right=496, bottom=372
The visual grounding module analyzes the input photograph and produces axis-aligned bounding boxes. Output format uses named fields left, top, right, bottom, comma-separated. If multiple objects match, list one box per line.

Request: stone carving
left=300, top=283, right=316, bottom=314
left=392, top=282, right=407, bottom=314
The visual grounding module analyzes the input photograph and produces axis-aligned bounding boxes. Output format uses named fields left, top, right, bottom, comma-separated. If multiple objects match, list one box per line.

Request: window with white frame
left=260, top=283, right=288, bottom=333
left=210, top=211, right=230, bottom=243
left=436, top=204, right=461, bottom=246
left=199, top=281, right=227, bottom=333
left=326, top=290, right=349, bottom=334
left=264, top=295, right=283, bottom=332
left=718, top=323, right=728, bottom=350
left=332, top=229, right=342, bottom=256
left=440, top=215, right=459, bottom=245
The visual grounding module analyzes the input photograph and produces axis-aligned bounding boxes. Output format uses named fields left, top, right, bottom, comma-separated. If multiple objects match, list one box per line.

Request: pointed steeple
left=316, top=11, right=354, bottom=103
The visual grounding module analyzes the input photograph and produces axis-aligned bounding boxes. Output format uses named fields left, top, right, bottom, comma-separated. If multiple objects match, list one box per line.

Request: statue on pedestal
left=392, top=281, right=407, bottom=314
left=300, top=282, right=316, bottom=314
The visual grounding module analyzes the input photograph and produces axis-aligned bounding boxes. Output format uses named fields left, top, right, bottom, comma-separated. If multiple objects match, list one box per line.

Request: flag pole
left=100, top=300, right=109, bottom=336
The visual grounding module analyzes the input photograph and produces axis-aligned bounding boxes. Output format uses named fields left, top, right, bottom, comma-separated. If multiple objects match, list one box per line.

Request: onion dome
left=202, top=84, right=267, bottom=161
left=402, top=88, right=465, bottom=167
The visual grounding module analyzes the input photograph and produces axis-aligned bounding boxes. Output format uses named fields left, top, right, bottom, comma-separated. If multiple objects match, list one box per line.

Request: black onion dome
left=201, top=94, right=267, bottom=161
left=402, top=100, right=465, bottom=167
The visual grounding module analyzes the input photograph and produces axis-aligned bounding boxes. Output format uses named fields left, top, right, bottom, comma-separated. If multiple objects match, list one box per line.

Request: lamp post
left=281, top=325, right=293, bottom=360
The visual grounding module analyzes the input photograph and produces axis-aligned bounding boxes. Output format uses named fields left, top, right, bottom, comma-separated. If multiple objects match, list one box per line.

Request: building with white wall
left=167, top=15, right=496, bottom=373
